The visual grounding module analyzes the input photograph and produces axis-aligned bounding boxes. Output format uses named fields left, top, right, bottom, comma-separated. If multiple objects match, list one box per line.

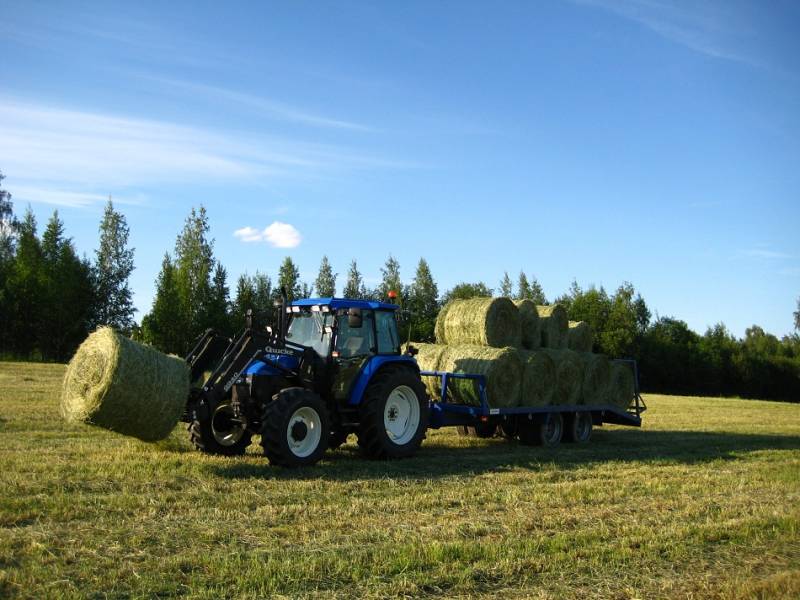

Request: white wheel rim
left=211, top=403, right=246, bottom=447
left=384, top=385, right=420, bottom=445
left=286, top=406, right=322, bottom=458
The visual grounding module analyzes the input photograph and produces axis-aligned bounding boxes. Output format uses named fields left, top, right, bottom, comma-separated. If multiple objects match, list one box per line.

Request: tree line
left=1, top=173, right=798, bottom=401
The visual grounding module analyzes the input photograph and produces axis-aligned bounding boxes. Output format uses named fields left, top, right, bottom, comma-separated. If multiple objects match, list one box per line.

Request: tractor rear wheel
left=261, top=387, right=329, bottom=467
left=357, top=366, right=428, bottom=459
left=189, top=400, right=252, bottom=456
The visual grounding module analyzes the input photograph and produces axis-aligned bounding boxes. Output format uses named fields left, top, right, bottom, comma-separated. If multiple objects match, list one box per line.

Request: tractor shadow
left=210, top=428, right=800, bottom=482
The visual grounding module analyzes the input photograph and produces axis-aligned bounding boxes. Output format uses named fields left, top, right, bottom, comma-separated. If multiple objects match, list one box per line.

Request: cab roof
left=290, top=297, right=399, bottom=311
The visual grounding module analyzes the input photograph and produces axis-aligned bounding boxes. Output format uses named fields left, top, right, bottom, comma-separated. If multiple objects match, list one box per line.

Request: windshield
left=286, top=310, right=333, bottom=356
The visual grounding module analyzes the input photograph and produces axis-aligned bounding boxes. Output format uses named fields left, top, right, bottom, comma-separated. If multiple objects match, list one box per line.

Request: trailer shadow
left=210, top=428, right=800, bottom=482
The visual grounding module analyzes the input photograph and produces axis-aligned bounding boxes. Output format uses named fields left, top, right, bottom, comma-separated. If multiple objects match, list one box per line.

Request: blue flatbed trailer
left=421, top=359, right=646, bottom=436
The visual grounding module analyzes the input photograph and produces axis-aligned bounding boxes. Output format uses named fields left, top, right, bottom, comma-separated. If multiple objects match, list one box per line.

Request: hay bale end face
left=568, top=321, right=593, bottom=353
left=435, top=297, right=521, bottom=348
left=541, top=349, right=583, bottom=406
left=61, top=328, right=190, bottom=442
left=537, top=304, right=568, bottom=349
left=514, top=299, right=541, bottom=350
left=519, top=350, right=556, bottom=407
left=609, top=362, right=636, bottom=410
left=438, top=344, right=523, bottom=408
left=579, top=352, right=611, bottom=405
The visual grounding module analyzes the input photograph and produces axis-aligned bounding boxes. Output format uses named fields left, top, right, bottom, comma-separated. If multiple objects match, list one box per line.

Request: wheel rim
left=575, top=413, right=591, bottom=440
left=286, top=406, right=322, bottom=458
left=384, top=385, right=420, bottom=445
left=211, top=403, right=247, bottom=447
left=543, top=414, right=562, bottom=444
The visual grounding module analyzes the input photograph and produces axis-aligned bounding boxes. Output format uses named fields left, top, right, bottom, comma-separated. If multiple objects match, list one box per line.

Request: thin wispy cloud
left=741, top=248, right=794, bottom=260
left=10, top=187, right=145, bottom=209
left=234, top=222, right=302, bottom=248
left=0, top=98, right=413, bottom=210
left=573, top=0, right=764, bottom=67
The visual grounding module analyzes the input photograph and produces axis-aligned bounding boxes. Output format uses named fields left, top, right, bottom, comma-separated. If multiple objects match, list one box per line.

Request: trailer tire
left=456, top=423, right=497, bottom=438
left=564, top=411, right=592, bottom=444
left=189, top=401, right=252, bottom=456
left=261, top=387, right=329, bottom=467
left=357, top=366, right=428, bottom=459
left=519, top=412, right=563, bottom=448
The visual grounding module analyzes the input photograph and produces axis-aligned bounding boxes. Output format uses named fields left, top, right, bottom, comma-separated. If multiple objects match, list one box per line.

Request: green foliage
left=442, top=282, right=492, bottom=303
left=140, top=254, right=184, bottom=354
left=408, top=258, right=439, bottom=342
left=342, top=259, right=367, bottom=299
left=499, top=272, right=513, bottom=297
left=379, top=255, right=404, bottom=304
left=277, top=256, right=301, bottom=301
left=314, top=255, right=336, bottom=297
left=93, top=199, right=135, bottom=332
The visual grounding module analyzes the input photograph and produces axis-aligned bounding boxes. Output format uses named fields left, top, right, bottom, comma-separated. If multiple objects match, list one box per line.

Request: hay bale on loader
left=437, top=345, right=523, bottom=408
left=567, top=320, right=593, bottom=353
left=519, top=350, right=556, bottom=407
left=579, top=352, right=611, bottom=405
left=435, top=297, right=521, bottom=348
left=514, top=299, right=541, bottom=350
left=537, top=304, right=568, bottom=349
left=609, top=362, right=636, bottom=410
left=541, top=349, right=583, bottom=405
left=60, top=327, right=190, bottom=442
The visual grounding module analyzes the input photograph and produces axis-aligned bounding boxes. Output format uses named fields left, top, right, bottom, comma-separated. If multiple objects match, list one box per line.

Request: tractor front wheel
left=261, top=387, right=329, bottom=467
left=358, top=366, right=428, bottom=459
left=189, top=400, right=252, bottom=456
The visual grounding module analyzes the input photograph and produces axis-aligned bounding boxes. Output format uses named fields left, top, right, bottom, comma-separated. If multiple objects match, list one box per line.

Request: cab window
left=376, top=310, right=400, bottom=354
left=335, top=309, right=375, bottom=358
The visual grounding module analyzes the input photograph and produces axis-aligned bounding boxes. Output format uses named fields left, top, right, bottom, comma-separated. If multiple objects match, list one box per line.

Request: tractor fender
left=347, top=355, right=420, bottom=406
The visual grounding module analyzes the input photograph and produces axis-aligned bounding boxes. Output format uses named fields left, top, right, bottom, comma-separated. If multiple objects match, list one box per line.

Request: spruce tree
left=174, top=206, right=215, bottom=343
left=207, top=263, right=231, bottom=334
left=314, top=255, right=336, bottom=297
left=141, top=254, right=183, bottom=353
left=231, top=273, right=256, bottom=331
left=408, top=258, right=439, bottom=342
left=93, top=199, right=135, bottom=331
left=343, top=260, right=366, bottom=299
left=277, top=256, right=301, bottom=301
left=0, top=173, right=12, bottom=353
left=517, top=271, right=531, bottom=300
left=499, top=272, right=513, bottom=297
left=528, top=274, right=547, bottom=305
left=6, top=209, right=44, bottom=357
left=379, top=255, right=404, bottom=303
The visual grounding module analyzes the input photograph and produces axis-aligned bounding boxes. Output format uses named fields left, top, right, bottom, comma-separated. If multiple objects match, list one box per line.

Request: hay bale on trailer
left=60, top=327, right=190, bottom=442
left=409, top=342, right=448, bottom=400
left=437, top=345, right=523, bottom=408
left=519, top=350, right=556, bottom=407
left=514, top=299, right=541, bottom=350
left=537, top=304, right=568, bottom=349
left=579, top=352, right=611, bottom=405
left=609, top=361, right=636, bottom=410
left=567, top=320, right=593, bottom=352
left=435, top=297, right=521, bottom=348
left=541, top=349, right=583, bottom=405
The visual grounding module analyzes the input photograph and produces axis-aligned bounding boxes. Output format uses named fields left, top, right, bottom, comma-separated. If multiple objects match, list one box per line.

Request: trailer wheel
left=261, top=387, right=329, bottom=467
left=564, top=412, right=592, bottom=443
left=518, top=412, right=563, bottom=448
left=189, top=401, right=252, bottom=456
left=456, top=422, right=497, bottom=438
left=357, top=366, right=428, bottom=459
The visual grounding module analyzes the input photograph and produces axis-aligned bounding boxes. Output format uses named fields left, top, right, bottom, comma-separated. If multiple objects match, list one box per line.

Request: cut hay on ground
left=540, top=349, right=583, bottom=405
left=519, top=350, right=556, bottom=407
left=579, top=352, right=611, bottom=405
left=609, top=361, right=636, bottom=410
left=60, top=327, right=190, bottom=442
left=409, top=342, right=448, bottom=400
left=514, top=299, right=541, bottom=350
left=568, top=321, right=593, bottom=353
left=437, top=345, right=523, bottom=408
left=537, top=304, right=568, bottom=349
left=435, top=297, right=521, bottom=348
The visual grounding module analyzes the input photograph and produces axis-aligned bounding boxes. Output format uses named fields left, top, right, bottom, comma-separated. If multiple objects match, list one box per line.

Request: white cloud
left=234, top=221, right=302, bottom=248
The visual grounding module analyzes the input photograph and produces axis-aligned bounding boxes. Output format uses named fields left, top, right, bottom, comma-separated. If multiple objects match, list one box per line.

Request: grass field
left=1, top=361, right=799, bottom=599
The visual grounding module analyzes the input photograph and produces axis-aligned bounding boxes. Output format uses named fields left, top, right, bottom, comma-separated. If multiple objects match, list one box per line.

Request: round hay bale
left=519, top=350, right=556, bottom=407
left=541, top=349, right=583, bottom=405
left=60, top=327, right=190, bottom=442
left=537, top=304, right=568, bottom=349
left=609, top=362, right=636, bottom=410
left=436, top=297, right=521, bottom=348
left=438, top=345, right=523, bottom=408
left=568, top=321, right=593, bottom=353
left=409, top=342, right=448, bottom=400
left=579, top=352, right=611, bottom=405
left=434, top=301, right=451, bottom=344
left=514, top=299, right=541, bottom=350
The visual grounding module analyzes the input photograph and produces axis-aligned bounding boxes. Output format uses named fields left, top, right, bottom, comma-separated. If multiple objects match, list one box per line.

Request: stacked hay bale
left=537, top=304, right=568, bottom=349
left=608, top=361, right=636, bottom=410
left=60, top=327, right=190, bottom=441
left=567, top=320, right=593, bottom=352
left=514, top=299, right=540, bottom=350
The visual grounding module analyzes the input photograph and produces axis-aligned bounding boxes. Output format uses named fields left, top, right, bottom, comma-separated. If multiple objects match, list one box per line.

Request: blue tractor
left=182, top=292, right=428, bottom=467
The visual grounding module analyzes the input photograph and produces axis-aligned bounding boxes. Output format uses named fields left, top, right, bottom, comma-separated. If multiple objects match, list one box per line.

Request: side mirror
left=347, top=308, right=363, bottom=328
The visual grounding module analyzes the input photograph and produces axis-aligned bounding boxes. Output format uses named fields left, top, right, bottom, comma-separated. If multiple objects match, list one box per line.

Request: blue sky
left=1, top=0, right=798, bottom=337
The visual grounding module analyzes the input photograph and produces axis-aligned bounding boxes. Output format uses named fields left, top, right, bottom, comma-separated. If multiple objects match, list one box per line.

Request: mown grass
left=1, top=361, right=799, bottom=599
